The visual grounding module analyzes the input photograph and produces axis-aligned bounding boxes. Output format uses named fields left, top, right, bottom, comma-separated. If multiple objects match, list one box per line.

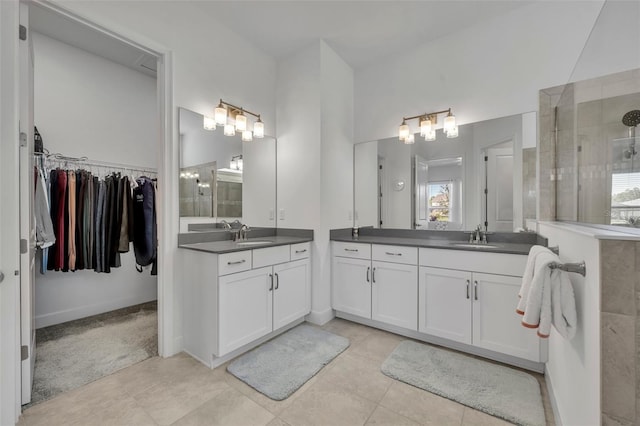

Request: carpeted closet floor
left=28, top=301, right=158, bottom=406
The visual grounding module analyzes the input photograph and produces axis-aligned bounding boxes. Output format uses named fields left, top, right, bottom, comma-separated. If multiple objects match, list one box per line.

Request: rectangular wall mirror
left=179, top=107, right=276, bottom=232
left=354, top=112, right=537, bottom=232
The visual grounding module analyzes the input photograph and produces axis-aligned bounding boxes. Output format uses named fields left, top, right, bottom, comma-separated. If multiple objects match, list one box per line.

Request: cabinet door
left=372, top=261, right=418, bottom=330
left=273, top=259, right=310, bottom=330
left=218, top=266, right=273, bottom=356
left=332, top=256, right=371, bottom=318
left=419, top=267, right=472, bottom=344
left=472, top=273, right=540, bottom=361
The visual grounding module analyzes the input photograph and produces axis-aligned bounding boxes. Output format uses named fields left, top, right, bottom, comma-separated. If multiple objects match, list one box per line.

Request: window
left=611, top=172, right=640, bottom=226
left=428, top=182, right=452, bottom=222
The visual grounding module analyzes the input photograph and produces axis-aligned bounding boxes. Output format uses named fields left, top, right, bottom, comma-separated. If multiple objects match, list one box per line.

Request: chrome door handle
left=385, top=252, right=402, bottom=256
left=366, top=267, right=370, bottom=282
left=474, top=281, right=478, bottom=300
left=344, top=248, right=358, bottom=252
left=295, top=249, right=307, bottom=254
left=269, top=274, right=273, bottom=291
left=372, top=267, right=376, bottom=283
left=274, top=273, right=279, bottom=290
left=227, top=259, right=246, bottom=265
left=466, top=279, right=470, bottom=299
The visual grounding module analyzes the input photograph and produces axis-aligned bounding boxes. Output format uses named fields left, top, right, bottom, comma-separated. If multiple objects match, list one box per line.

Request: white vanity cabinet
left=182, top=241, right=311, bottom=368
left=332, top=242, right=418, bottom=331
left=419, top=248, right=542, bottom=362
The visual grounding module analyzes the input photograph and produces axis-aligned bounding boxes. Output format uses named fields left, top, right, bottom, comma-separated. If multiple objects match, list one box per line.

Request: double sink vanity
left=179, top=225, right=547, bottom=373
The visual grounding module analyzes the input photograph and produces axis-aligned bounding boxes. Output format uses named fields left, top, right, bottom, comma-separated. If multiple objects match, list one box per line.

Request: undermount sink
left=452, top=243, right=500, bottom=249
left=235, top=240, right=274, bottom=246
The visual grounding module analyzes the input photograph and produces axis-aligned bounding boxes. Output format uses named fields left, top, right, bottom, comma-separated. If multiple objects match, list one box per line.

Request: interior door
left=19, top=1, right=35, bottom=404
left=414, top=155, right=429, bottom=229
left=485, top=145, right=514, bottom=232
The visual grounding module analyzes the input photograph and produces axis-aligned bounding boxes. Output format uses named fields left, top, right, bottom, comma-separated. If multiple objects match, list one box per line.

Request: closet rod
left=37, top=152, right=157, bottom=175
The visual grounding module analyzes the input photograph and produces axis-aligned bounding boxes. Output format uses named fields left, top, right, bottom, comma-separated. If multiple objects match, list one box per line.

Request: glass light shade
left=237, top=157, right=243, bottom=170
left=404, top=133, right=415, bottom=144
left=446, top=126, right=459, bottom=138
left=425, top=129, right=436, bottom=141
left=214, top=105, right=227, bottom=125
left=230, top=158, right=237, bottom=169
left=242, top=130, right=253, bottom=142
left=399, top=123, right=410, bottom=141
left=420, top=118, right=432, bottom=137
left=253, top=120, right=264, bottom=138
left=224, top=123, right=235, bottom=136
left=444, top=113, right=456, bottom=132
left=203, top=116, right=216, bottom=130
left=235, top=112, right=247, bottom=132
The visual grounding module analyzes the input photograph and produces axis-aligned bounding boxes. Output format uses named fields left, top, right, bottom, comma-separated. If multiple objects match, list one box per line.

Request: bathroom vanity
left=179, top=231, right=313, bottom=368
left=330, top=229, right=548, bottom=372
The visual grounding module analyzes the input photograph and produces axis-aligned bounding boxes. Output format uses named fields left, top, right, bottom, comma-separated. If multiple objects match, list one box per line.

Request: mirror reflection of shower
left=610, top=110, right=640, bottom=227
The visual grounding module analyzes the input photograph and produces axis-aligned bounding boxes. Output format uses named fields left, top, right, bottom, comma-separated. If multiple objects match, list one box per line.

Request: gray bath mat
left=381, top=340, right=545, bottom=426
left=227, top=324, right=349, bottom=400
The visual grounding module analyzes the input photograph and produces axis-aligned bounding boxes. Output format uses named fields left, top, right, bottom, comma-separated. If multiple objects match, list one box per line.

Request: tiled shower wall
left=600, top=240, right=640, bottom=425
left=522, top=147, right=537, bottom=222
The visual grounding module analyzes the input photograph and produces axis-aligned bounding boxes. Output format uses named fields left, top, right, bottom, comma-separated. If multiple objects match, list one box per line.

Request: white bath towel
left=517, top=245, right=553, bottom=315
left=520, top=251, right=559, bottom=335
left=550, top=269, right=577, bottom=340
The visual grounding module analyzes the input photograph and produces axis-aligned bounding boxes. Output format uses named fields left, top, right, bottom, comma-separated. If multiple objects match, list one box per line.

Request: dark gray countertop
left=331, top=233, right=537, bottom=255
left=179, top=235, right=313, bottom=254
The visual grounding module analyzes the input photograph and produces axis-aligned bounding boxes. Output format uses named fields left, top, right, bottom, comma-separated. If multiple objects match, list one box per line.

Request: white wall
left=33, top=32, right=158, bottom=327
left=538, top=222, right=601, bottom=426
left=354, top=1, right=604, bottom=143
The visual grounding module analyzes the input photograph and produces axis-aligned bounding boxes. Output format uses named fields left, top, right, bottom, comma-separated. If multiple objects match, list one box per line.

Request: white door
left=414, top=155, right=429, bottom=229
left=19, top=1, right=35, bottom=405
left=371, top=261, right=417, bottom=330
left=472, top=272, right=540, bottom=361
left=485, top=145, right=514, bottom=232
left=418, top=267, right=472, bottom=344
left=218, top=266, right=273, bottom=356
left=332, top=256, right=371, bottom=318
left=273, top=259, right=310, bottom=330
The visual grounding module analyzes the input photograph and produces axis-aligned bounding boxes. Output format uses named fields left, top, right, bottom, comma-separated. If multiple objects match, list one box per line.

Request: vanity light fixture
left=398, top=108, right=459, bottom=142
left=206, top=99, right=265, bottom=140
left=230, top=154, right=243, bottom=171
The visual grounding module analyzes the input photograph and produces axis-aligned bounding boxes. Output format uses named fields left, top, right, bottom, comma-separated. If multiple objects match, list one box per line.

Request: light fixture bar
left=217, top=99, right=262, bottom=120
left=398, top=108, right=457, bottom=141
left=401, top=108, right=451, bottom=123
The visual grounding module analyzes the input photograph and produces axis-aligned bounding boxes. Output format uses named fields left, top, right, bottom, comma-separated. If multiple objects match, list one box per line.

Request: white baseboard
left=305, top=308, right=335, bottom=326
left=35, top=296, right=157, bottom=329
left=545, top=365, right=563, bottom=426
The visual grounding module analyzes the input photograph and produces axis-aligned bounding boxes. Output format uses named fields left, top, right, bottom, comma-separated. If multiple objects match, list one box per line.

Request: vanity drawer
left=332, top=241, right=371, bottom=260
left=372, top=244, right=418, bottom=265
left=218, top=250, right=252, bottom=276
left=253, top=245, right=290, bottom=268
left=291, top=242, right=311, bottom=260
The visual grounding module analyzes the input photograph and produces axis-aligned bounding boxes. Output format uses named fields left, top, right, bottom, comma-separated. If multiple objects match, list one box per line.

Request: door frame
left=3, top=1, right=177, bottom=421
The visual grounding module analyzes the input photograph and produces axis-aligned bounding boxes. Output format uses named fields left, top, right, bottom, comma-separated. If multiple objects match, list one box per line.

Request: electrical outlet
left=269, top=209, right=275, bottom=220
left=279, top=209, right=285, bottom=220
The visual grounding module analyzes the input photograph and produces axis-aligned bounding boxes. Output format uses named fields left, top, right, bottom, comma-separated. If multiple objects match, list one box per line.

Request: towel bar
left=549, top=261, right=586, bottom=277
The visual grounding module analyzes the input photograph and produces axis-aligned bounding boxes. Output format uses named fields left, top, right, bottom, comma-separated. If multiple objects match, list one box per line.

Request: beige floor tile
left=23, top=375, right=131, bottom=426
left=171, top=387, right=274, bottom=426
left=317, top=352, right=394, bottom=403
left=379, top=381, right=465, bottom=426
left=365, top=406, right=420, bottom=426
left=69, top=395, right=158, bottom=426
left=321, top=318, right=376, bottom=343
left=266, top=418, right=291, bottom=426
left=347, top=328, right=405, bottom=363
left=461, top=408, right=513, bottom=426
left=134, top=373, right=230, bottom=425
left=279, top=379, right=377, bottom=426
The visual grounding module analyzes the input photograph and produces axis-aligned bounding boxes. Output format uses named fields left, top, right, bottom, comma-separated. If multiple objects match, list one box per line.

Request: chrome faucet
left=219, top=220, right=231, bottom=230
left=239, top=224, right=250, bottom=241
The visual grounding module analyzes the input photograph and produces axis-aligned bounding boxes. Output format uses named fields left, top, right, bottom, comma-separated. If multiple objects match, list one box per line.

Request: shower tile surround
left=539, top=70, right=640, bottom=424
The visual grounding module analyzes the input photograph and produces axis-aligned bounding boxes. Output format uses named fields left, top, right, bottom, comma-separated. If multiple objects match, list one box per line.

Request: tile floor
left=18, top=318, right=555, bottom=426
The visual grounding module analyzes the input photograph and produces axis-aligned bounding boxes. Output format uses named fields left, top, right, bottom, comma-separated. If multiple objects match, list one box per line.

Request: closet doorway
left=19, top=2, right=168, bottom=407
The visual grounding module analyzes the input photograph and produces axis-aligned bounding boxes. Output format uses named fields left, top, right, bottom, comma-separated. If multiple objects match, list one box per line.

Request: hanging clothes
left=34, top=167, right=56, bottom=249
left=132, top=176, right=157, bottom=275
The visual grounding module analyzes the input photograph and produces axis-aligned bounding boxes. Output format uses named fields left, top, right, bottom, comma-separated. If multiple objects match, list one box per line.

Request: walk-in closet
left=23, top=4, right=160, bottom=406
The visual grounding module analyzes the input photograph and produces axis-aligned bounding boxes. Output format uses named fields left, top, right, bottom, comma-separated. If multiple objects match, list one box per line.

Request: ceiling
left=29, top=1, right=534, bottom=75
left=195, top=1, right=534, bottom=69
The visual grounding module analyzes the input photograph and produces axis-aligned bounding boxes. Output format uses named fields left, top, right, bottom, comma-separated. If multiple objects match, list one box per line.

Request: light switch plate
left=269, top=209, right=275, bottom=220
